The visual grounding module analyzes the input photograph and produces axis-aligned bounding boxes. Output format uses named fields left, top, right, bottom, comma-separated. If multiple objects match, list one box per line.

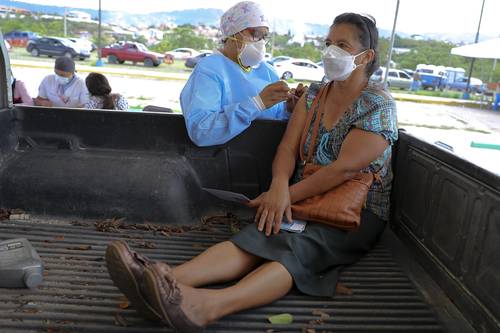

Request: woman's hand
left=34, top=97, right=53, bottom=107
left=247, top=181, right=292, bottom=236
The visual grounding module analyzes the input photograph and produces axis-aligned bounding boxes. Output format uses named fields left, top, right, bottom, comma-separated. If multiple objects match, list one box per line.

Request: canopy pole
left=383, top=0, right=400, bottom=85
left=464, top=0, right=486, bottom=99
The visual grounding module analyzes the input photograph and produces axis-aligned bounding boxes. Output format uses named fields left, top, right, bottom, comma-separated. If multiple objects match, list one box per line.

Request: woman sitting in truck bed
left=106, top=12, right=398, bottom=333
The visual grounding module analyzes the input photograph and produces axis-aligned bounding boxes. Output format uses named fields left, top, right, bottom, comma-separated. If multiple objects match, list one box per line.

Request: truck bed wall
left=0, top=107, right=285, bottom=223
left=392, top=131, right=500, bottom=332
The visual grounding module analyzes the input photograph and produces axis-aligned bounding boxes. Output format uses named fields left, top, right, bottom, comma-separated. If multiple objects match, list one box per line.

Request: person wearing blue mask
left=180, top=1, right=305, bottom=147
left=34, top=56, right=89, bottom=108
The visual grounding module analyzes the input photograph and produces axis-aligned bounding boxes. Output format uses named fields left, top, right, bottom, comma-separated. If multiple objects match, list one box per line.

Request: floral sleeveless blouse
left=295, top=82, right=398, bottom=221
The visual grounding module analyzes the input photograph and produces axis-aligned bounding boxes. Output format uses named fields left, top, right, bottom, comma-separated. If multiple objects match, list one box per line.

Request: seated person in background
left=10, top=70, right=33, bottom=105
left=34, top=57, right=88, bottom=108
left=180, top=1, right=305, bottom=147
left=85, top=72, right=128, bottom=110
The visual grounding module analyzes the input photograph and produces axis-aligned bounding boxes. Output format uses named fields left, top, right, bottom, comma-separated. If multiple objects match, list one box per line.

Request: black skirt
left=230, top=210, right=386, bottom=297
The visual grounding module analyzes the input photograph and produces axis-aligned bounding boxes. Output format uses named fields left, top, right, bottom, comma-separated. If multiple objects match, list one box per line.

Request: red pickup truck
left=101, top=42, right=164, bottom=67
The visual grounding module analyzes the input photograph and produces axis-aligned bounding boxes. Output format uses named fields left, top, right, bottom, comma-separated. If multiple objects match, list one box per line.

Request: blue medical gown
left=180, top=54, right=289, bottom=147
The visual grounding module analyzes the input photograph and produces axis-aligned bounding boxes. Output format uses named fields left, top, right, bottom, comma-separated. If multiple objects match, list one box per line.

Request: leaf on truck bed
left=268, top=313, right=294, bottom=324
left=119, top=301, right=130, bottom=309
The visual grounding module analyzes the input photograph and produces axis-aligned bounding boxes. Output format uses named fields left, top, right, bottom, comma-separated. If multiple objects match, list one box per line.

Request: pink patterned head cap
left=220, top=1, right=269, bottom=38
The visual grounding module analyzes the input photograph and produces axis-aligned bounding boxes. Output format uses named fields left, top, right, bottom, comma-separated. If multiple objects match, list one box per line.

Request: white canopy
left=451, top=38, right=500, bottom=59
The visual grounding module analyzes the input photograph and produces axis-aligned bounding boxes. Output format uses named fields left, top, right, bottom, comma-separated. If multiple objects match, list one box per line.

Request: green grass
left=391, top=87, right=489, bottom=101
left=8, top=47, right=193, bottom=74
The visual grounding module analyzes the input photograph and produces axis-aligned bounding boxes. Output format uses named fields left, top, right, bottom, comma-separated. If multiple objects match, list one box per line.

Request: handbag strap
left=299, top=83, right=330, bottom=164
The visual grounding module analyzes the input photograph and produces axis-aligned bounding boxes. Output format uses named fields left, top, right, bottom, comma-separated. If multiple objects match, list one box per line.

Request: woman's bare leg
left=176, top=261, right=293, bottom=326
left=172, top=241, right=264, bottom=287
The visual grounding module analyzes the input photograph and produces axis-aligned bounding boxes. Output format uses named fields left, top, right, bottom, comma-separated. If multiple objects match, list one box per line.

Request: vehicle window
left=399, top=72, right=411, bottom=79
left=419, top=69, right=433, bottom=74
left=292, top=62, right=302, bottom=66
left=375, top=69, right=383, bottom=75
left=388, top=71, right=398, bottom=77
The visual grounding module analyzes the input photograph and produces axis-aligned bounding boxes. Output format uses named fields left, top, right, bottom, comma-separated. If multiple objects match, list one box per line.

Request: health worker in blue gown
left=180, top=1, right=305, bottom=147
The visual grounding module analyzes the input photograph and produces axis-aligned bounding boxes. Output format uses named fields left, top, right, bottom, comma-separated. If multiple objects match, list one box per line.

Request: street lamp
left=383, top=0, right=400, bottom=85
left=95, top=0, right=104, bottom=67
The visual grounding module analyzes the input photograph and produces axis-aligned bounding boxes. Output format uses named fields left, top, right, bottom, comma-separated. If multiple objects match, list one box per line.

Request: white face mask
left=238, top=39, right=266, bottom=68
left=321, top=45, right=367, bottom=81
left=55, top=74, right=71, bottom=85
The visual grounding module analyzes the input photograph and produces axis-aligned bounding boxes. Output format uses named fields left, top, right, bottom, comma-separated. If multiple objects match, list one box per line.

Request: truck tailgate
left=0, top=218, right=447, bottom=333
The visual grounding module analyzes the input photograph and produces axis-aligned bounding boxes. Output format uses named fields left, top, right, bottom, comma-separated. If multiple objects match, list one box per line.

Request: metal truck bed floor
left=0, top=218, right=447, bottom=333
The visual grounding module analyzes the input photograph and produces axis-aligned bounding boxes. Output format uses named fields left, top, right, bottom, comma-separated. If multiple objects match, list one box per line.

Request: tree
left=151, top=27, right=214, bottom=52
left=274, top=42, right=321, bottom=62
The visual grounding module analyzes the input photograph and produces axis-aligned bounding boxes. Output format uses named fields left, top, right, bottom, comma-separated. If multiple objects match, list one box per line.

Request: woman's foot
left=141, top=263, right=210, bottom=332
left=105, top=240, right=172, bottom=321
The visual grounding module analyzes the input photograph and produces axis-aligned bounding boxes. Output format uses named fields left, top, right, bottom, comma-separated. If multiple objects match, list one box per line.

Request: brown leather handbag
left=291, top=84, right=375, bottom=231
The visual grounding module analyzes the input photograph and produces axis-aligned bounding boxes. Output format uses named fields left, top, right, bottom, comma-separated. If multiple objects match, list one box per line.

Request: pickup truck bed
left=0, top=106, right=497, bottom=333
left=0, top=217, right=452, bottom=333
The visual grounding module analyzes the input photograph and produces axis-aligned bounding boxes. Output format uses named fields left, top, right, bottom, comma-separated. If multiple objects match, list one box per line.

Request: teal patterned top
left=295, top=82, right=398, bottom=221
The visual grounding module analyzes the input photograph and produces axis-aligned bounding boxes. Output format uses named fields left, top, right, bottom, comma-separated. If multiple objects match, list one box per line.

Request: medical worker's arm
left=181, top=71, right=288, bottom=146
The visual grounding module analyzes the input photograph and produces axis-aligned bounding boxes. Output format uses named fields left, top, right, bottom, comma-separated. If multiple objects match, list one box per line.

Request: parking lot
left=11, top=64, right=500, bottom=176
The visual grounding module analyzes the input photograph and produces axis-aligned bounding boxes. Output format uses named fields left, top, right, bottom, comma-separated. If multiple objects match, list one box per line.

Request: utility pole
left=464, top=0, right=486, bottom=99
left=64, top=7, right=67, bottom=37
left=383, top=0, right=400, bottom=85
left=96, top=0, right=104, bottom=66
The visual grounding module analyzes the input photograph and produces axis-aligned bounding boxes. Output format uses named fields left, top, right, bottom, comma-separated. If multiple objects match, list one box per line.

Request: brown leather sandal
left=141, top=263, right=204, bottom=333
left=105, top=240, right=163, bottom=321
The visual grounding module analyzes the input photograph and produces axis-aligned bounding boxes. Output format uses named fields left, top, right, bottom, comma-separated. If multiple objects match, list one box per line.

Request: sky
left=10, top=0, right=500, bottom=36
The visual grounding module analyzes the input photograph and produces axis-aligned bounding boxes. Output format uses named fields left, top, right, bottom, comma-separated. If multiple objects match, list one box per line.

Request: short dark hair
left=85, top=72, right=115, bottom=109
left=333, top=13, right=379, bottom=77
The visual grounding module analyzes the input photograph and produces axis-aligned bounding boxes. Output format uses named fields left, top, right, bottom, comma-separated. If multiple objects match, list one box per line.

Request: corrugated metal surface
left=0, top=219, right=445, bottom=333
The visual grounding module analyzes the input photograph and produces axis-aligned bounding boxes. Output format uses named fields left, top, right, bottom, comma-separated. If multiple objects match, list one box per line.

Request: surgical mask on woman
left=321, top=45, right=367, bottom=81
left=238, top=39, right=266, bottom=68
left=55, top=74, right=71, bottom=85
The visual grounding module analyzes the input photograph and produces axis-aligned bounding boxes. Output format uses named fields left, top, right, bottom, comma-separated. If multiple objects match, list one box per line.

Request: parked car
left=447, top=76, right=485, bottom=93
left=185, top=52, right=212, bottom=68
left=370, top=67, right=413, bottom=89
left=164, top=48, right=199, bottom=60
left=402, top=68, right=415, bottom=77
left=101, top=42, right=164, bottom=67
left=274, top=59, right=325, bottom=82
left=26, top=37, right=90, bottom=60
left=268, top=56, right=292, bottom=65
left=68, top=38, right=95, bottom=53
left=3, top=30, right=39, bottom=47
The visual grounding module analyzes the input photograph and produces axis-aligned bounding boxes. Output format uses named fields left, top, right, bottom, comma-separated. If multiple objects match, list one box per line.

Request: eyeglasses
left=246, top=27, right=270, bottom=42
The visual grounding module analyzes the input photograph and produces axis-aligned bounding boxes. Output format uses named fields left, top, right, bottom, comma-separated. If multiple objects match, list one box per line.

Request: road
left=12, top=66, right=500, bottom=175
